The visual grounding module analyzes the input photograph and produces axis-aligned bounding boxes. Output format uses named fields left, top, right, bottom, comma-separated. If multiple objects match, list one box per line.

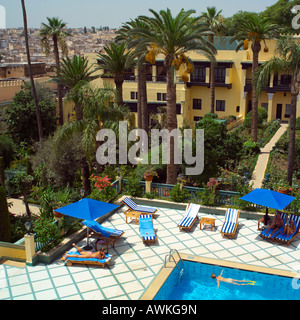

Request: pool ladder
left=164, top=249, right=184, bottom=285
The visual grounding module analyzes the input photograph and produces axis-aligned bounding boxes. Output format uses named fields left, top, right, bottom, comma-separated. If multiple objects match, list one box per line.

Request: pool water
left=154, top=261, right=300, bottom=300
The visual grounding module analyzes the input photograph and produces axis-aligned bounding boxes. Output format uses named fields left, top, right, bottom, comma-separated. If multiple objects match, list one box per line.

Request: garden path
left=7, top=197, right=40, bottom=216
left=249, top=123, right=289, bottom=189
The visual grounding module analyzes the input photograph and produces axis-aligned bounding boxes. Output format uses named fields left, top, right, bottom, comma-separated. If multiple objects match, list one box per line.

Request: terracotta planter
left=53, top=210, right=63, bottom=219
left=145, top=176, right=153, bottom=182
left=277, top=188, right=288, bottom=195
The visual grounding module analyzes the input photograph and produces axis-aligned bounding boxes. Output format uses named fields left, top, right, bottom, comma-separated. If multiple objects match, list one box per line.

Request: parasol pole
left=264, top=207, right=270, bottom=225
left=83, top=220, right=93, bottom=251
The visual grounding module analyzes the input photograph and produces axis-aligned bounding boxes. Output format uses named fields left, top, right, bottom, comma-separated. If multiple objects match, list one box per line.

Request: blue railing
left=120, top=179, right=299, bottom=213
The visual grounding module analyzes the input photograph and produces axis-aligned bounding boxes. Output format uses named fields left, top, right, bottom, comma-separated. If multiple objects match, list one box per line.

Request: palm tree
left=116, top=19, right=150, bottom=132
left=52, top=55, right=99, bottom=194
left=128, top=8, right=215, bottom=184
left=21, top=0, right=43, bottom=142
left=40, top=17, right=70, bottom=125
left=230, top=14, right=281, bottom=142
left=254, top=36, right=300, bottom=186
left=200, top=7, right=224, bottom=114
left=54, top=85, right=132, bottom=182
left=97, top=42, right=136, bottom=106
left=53, top=55, right=98, bottom=121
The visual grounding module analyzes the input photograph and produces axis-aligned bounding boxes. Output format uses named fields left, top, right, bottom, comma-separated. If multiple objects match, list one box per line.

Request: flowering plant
left=143, top=168, right=159, bottom=180
left=90, top=174, right=111, bottom=191
left=207, top=178, right=218, bottom=190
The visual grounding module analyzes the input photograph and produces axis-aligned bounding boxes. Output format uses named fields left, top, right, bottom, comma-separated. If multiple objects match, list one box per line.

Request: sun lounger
left=61, top=249, right=112, bottom=267
left=82, top=220, right=124, bottom=239
left=260, top=212, right=288, bottom=241
left=275, top=214, right=300, bottom=245
left=220, top=208, right=240, bottom=238
left=122, top=197, right=158, bottom=214
left=139, top=214, right=156, bottom=244
left=177, top=203, right=200, bottom=231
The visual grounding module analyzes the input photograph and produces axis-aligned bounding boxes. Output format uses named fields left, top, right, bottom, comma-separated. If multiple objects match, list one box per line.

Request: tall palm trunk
left=115, top=74, right=124, bottom=106
left=53, top=35, right=64, bottom=125
left=75, top=106, right=91, bottom=195
left=165, top=56, right=178, bottom=185
left=287, top=84, right=298, bottom=185
left=138, top=64, right=148, bottom=132
left=209, top=34, right=215, bottom=114
left=137, top=68, right=143, bottom=129
left=251, top=42, right=261, bottom=142
left=21, top=0, right=43, bottom=142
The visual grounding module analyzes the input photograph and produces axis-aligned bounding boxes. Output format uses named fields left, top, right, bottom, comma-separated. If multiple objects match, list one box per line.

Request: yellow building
left=86, top=37, right=300, bottom=128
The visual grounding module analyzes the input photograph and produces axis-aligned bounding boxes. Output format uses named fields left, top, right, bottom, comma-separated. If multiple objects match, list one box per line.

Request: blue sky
left=0, top=0, right=277, bottom=28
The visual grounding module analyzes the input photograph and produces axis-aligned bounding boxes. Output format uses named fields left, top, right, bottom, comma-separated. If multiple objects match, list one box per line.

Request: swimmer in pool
left=211, top=270, right=255, bottom=289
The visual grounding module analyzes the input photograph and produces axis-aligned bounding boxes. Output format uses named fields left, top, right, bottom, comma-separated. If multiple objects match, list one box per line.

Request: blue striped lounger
left=275, top=214, right=300, bottom=245
left=260, top=212, right=288, bottom=241
left=139, top=214, right=156, bottom=244
left=220, top=208, right=240, bottom=238
left=178, top=203, right=200, bottom=231
left=82, top=220, right=124, bottom=238
left=122, top=197, right=158, bottom=214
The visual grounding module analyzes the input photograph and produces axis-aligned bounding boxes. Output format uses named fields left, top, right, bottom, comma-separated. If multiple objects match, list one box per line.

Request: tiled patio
left=1, top=203, right=300, bottom=300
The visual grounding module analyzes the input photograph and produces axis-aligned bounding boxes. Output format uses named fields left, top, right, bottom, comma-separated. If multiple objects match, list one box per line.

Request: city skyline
left=1, top=0, right=277, bottom=29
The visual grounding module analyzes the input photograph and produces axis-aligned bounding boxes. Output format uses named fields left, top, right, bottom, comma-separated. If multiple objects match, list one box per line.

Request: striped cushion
left=221, top=208, right=238, bottom=234
left=178, top=204, right=200, bottom=227
left=123, top=197, right=138, bottom=210
left=178, top=216, right=195, bottom=227
left=276, top=214, right=300, bottom=242
left=123, top=197, right=157, bottom=213
left=140, top=215, right=155, bottom=241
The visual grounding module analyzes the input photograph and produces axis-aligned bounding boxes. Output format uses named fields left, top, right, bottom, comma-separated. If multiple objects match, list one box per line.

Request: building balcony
left=187, top=76, right=232, bottom=89
left=244, top=78, right=290, bottom=93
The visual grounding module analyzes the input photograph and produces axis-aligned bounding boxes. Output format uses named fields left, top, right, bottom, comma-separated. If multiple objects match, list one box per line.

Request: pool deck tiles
left=1, top=204, right=300, bottom=300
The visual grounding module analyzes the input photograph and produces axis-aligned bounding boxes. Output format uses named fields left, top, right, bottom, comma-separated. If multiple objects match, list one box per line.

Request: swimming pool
left=153, top=259, right=300, bottom=300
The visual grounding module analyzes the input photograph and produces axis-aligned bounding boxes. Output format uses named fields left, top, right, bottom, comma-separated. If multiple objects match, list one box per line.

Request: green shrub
left=124, top=174, right=143, bottom=197
left=33, top=216, right=60, bottom=252
left=243, top=107, right=268, bottom=128
left=243, top=140, right=261, bottom=155
left=0, top=186, right=11, bottom=242
left=89, top=185, right=117, bottom=202
left=296, top=117, right=300, bottom=130
left=0, top=134, right=16, bottom=168
left=170, top=184, right=189, bottom=203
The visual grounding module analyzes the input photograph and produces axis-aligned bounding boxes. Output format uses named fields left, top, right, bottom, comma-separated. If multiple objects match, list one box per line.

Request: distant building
left=86, top=37, right=300, bottom=128
left=0, top=62, right=46, bottom=79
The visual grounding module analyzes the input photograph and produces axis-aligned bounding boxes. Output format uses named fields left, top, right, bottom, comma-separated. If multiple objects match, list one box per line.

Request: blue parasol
left=240, top=188, right=295, bottom=225
left=54, top=198, right=119, bottom=250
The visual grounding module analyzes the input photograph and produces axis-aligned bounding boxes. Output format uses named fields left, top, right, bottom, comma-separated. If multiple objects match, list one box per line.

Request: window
left=215, top=68, right=226, bottom=83
left=193, top=99, right=202, bottom=110
left=191, top=66, right=206, bottom=82
left=194, top=116, right=202, bottom=122
left=130, top=92, right=137, bottom=100
left=157, top=93, right=167, bottom=101
left=216, top=100, right=225, bottom=112
left=285, top=104, right=291, bottom=118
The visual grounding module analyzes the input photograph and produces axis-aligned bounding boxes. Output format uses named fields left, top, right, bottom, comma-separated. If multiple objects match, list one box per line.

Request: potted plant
left=276, top=180, right=290, bottom=194
left=143, top=168, right=159, bottom=182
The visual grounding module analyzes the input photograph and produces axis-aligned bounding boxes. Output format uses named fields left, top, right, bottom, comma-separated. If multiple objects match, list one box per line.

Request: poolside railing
left=119, top=179, right=299, bottom=213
